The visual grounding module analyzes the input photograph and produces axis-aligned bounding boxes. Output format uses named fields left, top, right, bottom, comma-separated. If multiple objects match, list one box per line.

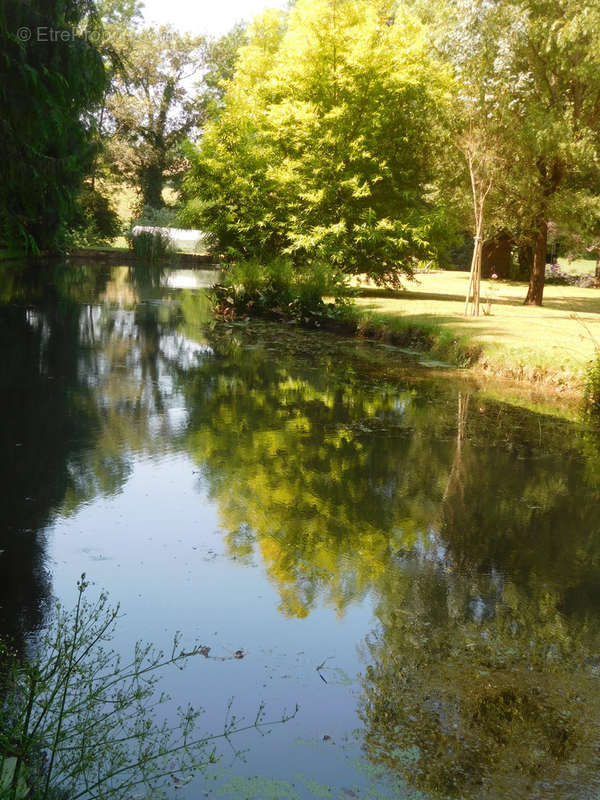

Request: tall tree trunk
left=140, top=162, right=164, bottom=209
left=524, top=220, right=547, bottom=306
left=464, top=231, right=483, bottom=316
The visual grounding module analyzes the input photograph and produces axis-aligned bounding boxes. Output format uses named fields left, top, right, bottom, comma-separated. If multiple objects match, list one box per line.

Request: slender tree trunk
left=461, top=116, right=494, bottom=317
left=464, top=227, right=483, bottom=316
left=473, top=236, right=482, bottom=316
left=91, top=98, right=107, bottom=193
left=442, top=392, right=470, bottom=504
left=524, top=220, right=547, bottom=306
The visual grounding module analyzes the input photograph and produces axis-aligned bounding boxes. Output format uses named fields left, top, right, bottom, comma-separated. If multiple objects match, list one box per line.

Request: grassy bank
left=354, top=270, right=600, bottom=393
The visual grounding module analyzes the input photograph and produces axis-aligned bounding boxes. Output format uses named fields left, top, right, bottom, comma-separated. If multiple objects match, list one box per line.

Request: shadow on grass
left=372, top=312, right=518, bottom=342
left=359, top=283, right=600, bottom=318
left=359, top=303, right=522, bottom=336
left=542, top=295, right=600, bottom=315
left=357, top=286, right=531, bottom=310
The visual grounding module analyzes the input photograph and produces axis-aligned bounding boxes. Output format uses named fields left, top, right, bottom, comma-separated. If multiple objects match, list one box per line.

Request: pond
left=2, top=261, right=600, bottom=800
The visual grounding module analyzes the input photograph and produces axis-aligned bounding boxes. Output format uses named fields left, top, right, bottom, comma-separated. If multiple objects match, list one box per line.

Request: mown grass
left=354, top=270, right=600, bottom=391
left=557, top=257, right=597, bottom=275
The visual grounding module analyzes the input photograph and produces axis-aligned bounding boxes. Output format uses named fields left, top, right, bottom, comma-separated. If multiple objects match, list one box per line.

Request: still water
left=2, top=261, right=600, bottom=799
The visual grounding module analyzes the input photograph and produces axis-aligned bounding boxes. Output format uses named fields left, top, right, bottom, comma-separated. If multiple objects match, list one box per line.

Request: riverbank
left=0, top=246, right=216, bottom=266
left=68, top=247, right=216, bottom=266
left=354, top=270, right=600, bottom=396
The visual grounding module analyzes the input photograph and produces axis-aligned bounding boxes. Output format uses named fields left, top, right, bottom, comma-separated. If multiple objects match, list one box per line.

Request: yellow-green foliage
left=181, top=0, right=452, bottom=282
left=584, top=354, right=600, bottom=413
left=210, top=257, right=352, bottom=324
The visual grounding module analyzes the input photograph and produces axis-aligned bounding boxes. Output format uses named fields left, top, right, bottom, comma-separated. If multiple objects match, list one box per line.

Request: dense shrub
left=210, top=258, right=354, bottom=326
left=584, top=354, right=600, bottom=414
left=130, top=230, right=173, bottom=261
left=71, top=186, right=121, bottom=246
left=128, top=206, right=177, bottom=261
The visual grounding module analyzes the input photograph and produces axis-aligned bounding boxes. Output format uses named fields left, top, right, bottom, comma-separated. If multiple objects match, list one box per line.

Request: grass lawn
left=557, top=256, right=597, bottom=275
left=355, top=270, right=600, bottom=390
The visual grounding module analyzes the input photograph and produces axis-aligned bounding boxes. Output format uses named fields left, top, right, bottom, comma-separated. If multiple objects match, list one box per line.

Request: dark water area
left=2, top=261, right=600, bottom=799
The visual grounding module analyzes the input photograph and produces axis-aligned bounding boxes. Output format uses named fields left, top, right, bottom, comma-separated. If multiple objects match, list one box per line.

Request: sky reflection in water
left=2, top=261, right=600, bottom=799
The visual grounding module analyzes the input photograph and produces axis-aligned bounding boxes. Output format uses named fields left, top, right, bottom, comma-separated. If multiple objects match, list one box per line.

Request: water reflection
left=357, top=393, right=600, bottom=799
left=0, top=265, right=100, bottom=644
left=360, top=560, right=600, bottom=799
left=0, top=262, right=211, bottom=646
left=1, top=262, right=600, bottom=797
left=184, top=328, right=600, bottom=793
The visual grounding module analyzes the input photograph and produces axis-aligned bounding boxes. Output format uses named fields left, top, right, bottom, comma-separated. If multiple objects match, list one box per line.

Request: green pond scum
left=1, top=262, right=600, bottom=799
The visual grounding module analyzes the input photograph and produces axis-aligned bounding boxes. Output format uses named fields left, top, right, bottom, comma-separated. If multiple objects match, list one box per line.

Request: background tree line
left=3, top=0, right=600, bottom=307
left=0, top=0, right=243, bottom=250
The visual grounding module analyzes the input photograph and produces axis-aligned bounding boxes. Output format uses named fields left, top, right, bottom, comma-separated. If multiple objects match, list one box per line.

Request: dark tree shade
left=0, top=0, right=107, bottom=253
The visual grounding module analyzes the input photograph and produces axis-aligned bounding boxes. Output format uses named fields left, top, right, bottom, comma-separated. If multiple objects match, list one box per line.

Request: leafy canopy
left=0, top=0, right=107, bottom=252
left=181, top=0, right=452, bottom=283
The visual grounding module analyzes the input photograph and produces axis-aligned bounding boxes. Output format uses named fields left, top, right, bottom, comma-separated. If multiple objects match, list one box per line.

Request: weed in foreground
left=0, top=575, right=296, bottom=800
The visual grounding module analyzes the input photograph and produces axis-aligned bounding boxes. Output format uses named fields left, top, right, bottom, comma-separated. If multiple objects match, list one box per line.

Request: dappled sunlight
left=3, top=264, right=600, bottom=798
left=356, top=270, right=600, bottom=378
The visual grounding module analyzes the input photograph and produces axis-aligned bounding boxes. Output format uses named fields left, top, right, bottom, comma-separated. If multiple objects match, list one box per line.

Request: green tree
left=503, top=0, right=600, bottom=305
left=431, top=0, right=514, bottom=315
left=182, top=0, right=451, bottom=283
left=95, top=0, right=142, bottom=27
left=195, top=22, right=248, bottom=123
left=104, top=24, right=204, bottom=208
left=436, top=0, right=600, bottom=305
left=0, top=0, right=107, bottom=252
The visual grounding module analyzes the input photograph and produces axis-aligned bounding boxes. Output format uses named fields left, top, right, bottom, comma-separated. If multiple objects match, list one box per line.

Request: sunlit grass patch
left=354, top=270, right=600, bottom=390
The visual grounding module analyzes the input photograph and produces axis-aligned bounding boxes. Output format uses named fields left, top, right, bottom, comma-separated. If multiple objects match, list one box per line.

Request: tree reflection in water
left=182, top=326, right=600, bottom=796
left=0, top=261, right=209, bottom=647
left=359, top=393, right=600, bottom=799
left=2, top=263, right=600, bottom=797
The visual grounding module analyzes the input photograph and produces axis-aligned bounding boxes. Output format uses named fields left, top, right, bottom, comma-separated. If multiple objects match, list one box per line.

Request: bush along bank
left=584, top=352, right=600, bottom=416
left=209, top=257, right=353, bottom=327
left=209, top=258, right=479, bottom=369
left=211, top=260, right=600, bottom=404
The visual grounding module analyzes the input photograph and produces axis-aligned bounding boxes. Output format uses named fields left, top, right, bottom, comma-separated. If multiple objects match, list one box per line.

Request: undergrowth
left=584, top=354, right=600, bottom=415
left=210, top=258, right=477, bottom=368
left=210, top=257, right=353, bottom=328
